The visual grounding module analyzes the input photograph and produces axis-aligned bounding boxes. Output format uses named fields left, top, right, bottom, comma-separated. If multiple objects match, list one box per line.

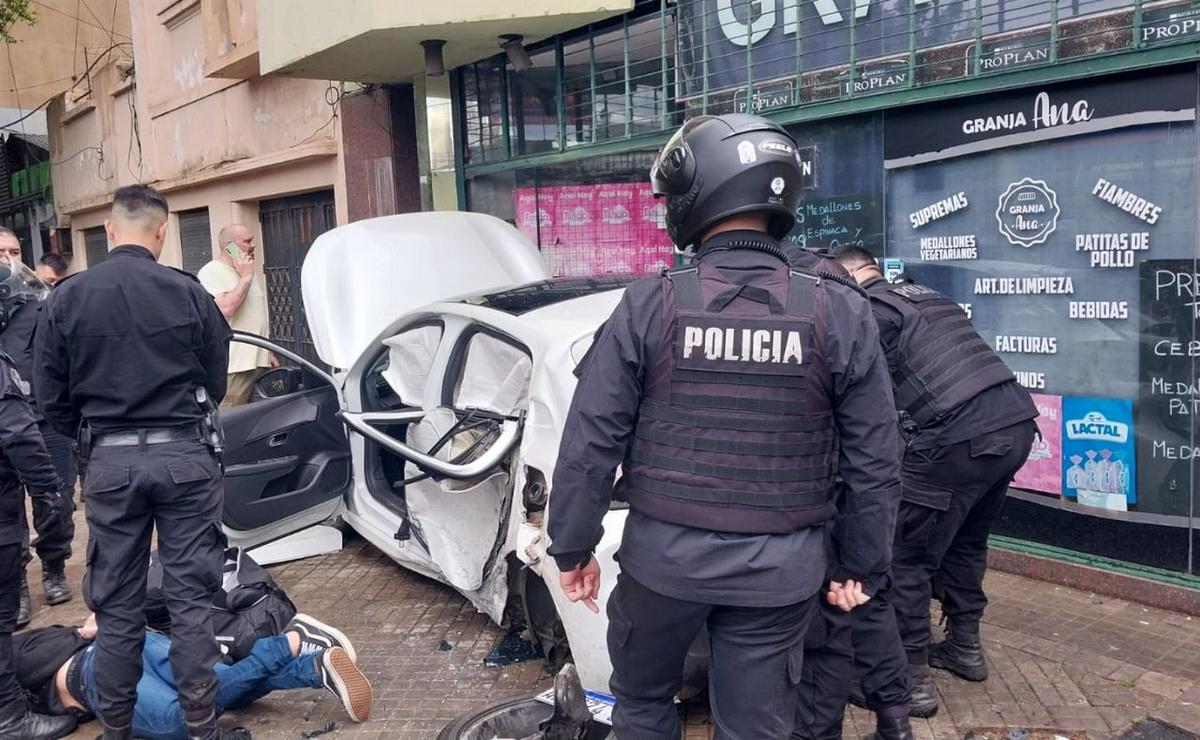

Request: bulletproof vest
left=867, top=280, right=1015, bottom=427
left=621, top=257, right=838, bottom=534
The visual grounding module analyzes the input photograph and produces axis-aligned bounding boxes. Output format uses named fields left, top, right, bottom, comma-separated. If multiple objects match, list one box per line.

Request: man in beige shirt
left=197, top=223, right=274, bottom=408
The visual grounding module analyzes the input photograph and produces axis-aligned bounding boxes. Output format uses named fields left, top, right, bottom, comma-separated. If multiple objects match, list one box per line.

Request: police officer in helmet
left=33, top=185, right=236, bottom=740
left=548, top=114, right=902, bottom=738
left=0, top=249, right=77, bottom=627
left=0, top=261, right=75, bottom=739
left=832, top=246, right=1038, bottom=718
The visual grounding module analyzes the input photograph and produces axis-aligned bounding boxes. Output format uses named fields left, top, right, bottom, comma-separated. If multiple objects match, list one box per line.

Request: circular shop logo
left=770, top=177, right=786, bottom=195
left=996, top=178, right=1060, bottom=248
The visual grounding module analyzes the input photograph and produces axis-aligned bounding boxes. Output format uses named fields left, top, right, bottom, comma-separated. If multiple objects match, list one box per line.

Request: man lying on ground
left=14, top=612, right=371, bottom=739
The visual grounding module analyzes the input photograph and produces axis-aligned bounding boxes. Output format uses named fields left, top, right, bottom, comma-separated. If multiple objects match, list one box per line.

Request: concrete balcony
left=204, top=0, right=261, bottom=79
left=256, top=0, right=633, bottom=82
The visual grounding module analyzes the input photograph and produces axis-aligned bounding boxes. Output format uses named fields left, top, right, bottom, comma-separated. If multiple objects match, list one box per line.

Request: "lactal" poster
left=1061, top=397, right=1136, bottom=511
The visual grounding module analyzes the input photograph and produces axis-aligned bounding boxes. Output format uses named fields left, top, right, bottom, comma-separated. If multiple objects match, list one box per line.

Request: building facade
left=45, top=0, right=421, bottom=363
left=435, top=0, right=1200, bottom=578
left=0, top=130, right=67, bottom=263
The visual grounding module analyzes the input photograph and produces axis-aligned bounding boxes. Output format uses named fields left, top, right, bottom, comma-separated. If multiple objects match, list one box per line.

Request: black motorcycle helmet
left=650, top=114, right=806, bottom=249
left=0, top=261, right=49, bottom=332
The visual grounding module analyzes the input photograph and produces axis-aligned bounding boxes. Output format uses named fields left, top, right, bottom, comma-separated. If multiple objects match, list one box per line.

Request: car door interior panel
left=222, top=381, right=351, bottom=532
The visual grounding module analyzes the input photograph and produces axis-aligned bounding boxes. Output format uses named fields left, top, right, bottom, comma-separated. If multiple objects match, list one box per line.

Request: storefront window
left=883, top=68, right=1199, bottom=571
left=563, top=37, right=594, bottom=147
left=461, top=57, right=507, bottom=164
left=509, top=47, right=560, bottom=156
left=467, top=151, right=674, bottom=278
left=785, top=113, right=886, bottom=254
left=586, top=17, right=675, bottom=142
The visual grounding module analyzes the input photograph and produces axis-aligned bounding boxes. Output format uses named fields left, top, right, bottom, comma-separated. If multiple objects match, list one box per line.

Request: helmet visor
left=0, top=260, right=49, bottom=305
left=650, top=116, right=712, bottom=196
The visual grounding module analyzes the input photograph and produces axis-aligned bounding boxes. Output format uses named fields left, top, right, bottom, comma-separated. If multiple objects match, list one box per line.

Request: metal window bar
left=556, top=39, right=567, bottom=151
left=499, top=58, right=512, bottom=158
left=848, top=0, right=859, bottom=97
left=1051, top=0, right=1060, bottom=64
left=701, top=5, right=709, bottom=114
left=589, top=29, right=598, bottom=144
left=908, top=0, right=917, bottom=89
left=624, top=15, right=633, bottom=139
left=660, top=0, right=669, bottom=130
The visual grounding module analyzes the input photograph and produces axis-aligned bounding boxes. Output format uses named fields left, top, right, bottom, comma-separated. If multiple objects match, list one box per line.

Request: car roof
left=460, top=276, right=637, bottom=316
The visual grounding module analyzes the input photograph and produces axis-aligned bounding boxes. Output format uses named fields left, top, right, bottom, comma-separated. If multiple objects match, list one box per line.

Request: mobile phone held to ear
left=225, top=242, right=240, bottom=259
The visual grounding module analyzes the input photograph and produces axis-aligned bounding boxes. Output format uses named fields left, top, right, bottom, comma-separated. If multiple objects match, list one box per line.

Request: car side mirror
left=254, top=367, right=303, bottom=399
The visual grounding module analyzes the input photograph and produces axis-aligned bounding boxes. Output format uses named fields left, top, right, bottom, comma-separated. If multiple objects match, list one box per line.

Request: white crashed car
left=221, top=212, right=693, bottom=696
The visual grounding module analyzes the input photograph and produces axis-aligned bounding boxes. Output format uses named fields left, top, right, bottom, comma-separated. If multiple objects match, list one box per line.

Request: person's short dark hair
left=38, top=252, right=69, bottom=276
left=832, top=245, right=878, bottom=272
left=0, top=227, right=16, bottom=242
left=111, top=184, right=168, bottom=227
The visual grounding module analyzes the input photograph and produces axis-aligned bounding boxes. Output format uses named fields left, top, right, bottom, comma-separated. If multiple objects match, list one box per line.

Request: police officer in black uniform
left=547, top=114, right=901, bottom=739
left=833, top=246, right=1038, bottom=718
left=0, top=265, right=75, bottom=738
left=781, top=250, right=914, bottom=740
left=0, top=258, right=76, bottom=626
left=33, top=185, right=236, bottom=740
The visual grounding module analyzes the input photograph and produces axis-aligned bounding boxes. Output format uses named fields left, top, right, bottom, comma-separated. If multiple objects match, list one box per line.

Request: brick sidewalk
left=25, top=507, right=1200, bottom=739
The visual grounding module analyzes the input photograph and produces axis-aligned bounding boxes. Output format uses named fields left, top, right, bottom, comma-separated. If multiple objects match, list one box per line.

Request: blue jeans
left=79, top=631, right=322, bottom=739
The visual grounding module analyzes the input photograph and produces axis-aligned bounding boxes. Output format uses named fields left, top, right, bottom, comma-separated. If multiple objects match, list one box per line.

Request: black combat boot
left=928, top=619, right=988, bottom=682
left=16, top=570, right=31, bottom=628
left=0, top=703, right=77, bottom=739
left=908, top=665, right=939, bottom=718
left=42, top=559, right=72, bottom=606
left=866, top=714, right=915, bottom=740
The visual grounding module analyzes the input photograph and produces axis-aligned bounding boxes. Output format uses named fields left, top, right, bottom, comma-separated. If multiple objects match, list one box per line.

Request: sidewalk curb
left=988, top=548, right=1200, bottom=618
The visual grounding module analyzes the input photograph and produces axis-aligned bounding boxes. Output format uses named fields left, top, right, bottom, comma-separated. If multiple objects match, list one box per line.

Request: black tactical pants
left=607, top=571, right=817, bottom=739
left=83, top=440, right=224, bottom=732
left=795, top=599, right=853, bottom=740
left=0, top=542, right=23, bottom=721
left=794, top=593, right=911, bottom=739
left=19, top=421, right=77, bottom=567
left=891, top=421, right=1037, bottom=666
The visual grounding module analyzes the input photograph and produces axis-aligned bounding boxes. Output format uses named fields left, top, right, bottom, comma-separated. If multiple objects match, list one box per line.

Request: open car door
left=340, top=323, right=530, bottom=597
left=219, top=333, right=351, bottom=561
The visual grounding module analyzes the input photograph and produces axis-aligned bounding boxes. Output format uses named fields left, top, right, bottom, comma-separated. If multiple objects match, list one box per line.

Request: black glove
left=31, top=486, right=66, bottom=534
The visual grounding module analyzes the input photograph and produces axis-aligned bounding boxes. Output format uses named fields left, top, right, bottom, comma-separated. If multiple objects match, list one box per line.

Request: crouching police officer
left=548, top=114, right=901, bottom=739
left=0, top=256, right=77, bottom=626
left=833, top=247, right=1038, bottom=718
left=0, top=329, right=74, bottom=737
left=33, top=185, right=236, bottom=740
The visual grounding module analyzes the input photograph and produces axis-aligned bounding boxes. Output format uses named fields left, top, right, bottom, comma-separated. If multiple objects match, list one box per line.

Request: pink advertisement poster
left=1013, top=393, right=1063, bottom=496
left=514, top=184, right=673, bottom=277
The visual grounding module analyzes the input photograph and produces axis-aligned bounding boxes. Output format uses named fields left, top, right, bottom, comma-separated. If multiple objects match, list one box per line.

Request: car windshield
left=462, top=277, right=635, bottom=315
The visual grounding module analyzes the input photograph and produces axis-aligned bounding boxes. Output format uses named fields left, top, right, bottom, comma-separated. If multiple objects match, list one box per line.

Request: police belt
left=93, top=426, right=202, bottom=447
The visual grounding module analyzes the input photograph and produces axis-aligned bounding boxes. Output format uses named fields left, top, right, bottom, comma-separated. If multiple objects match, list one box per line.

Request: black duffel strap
left=624, top=473, right=829, bottom=508
left=668, top=267, right=702, bottom=311
left=639, top=401, right=833, bottom=432
left=629, top=447, right=835, bottom=483
left=634, top=423, right=835, bottom=457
